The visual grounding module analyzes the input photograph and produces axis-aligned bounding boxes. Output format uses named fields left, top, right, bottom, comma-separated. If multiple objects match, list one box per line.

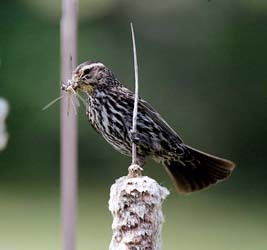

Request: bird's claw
left=129, top=130, right=140, bottom=144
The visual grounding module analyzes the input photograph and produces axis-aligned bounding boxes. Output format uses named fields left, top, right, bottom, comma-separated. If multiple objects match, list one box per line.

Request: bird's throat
left=80, top=84, right=94, bottom=94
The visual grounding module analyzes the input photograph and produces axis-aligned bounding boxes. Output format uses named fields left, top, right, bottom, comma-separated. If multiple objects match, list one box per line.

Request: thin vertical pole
left=130, top=23, right=139, bottom=165
left=60, top=0, right=78, bottom=250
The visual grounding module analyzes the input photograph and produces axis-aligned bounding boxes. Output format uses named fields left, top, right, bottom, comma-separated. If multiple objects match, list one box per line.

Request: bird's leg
left=129, top=130, right=139, bottom=144
left=129, top=129, right=160, bottom=162
left=129, top=131, right=146, bottom=164
left=129, top=130, right=151, bottom=150
left=128, top=154, right=145, bottom=178
left=135, top=154, right=146, bottom=167
left=128, top=130, right=145, bottom=177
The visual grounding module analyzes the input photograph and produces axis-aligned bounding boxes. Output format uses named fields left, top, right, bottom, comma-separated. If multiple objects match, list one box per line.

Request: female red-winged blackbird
left=63, top=61, right=235, bottom=193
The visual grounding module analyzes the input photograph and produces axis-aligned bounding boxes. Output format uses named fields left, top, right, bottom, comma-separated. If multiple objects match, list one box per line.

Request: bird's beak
left=72, top=81, right=79, bottom=91
left=67, top=74, right=94, bottom=94
left=71, top=75, right=80, bottom=90
left=61, top=78, right=80, bottom=92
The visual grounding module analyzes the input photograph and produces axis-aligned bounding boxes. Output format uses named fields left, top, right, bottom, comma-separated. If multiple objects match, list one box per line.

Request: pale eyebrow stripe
left=81, top=63, right=105, bottom=71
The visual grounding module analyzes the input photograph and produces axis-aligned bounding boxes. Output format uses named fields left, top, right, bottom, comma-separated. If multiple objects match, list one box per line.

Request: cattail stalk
left=108, top=23, right=170, bottom=250
left=130, top=22, right=139, bottom=166
left=109, top=176, right=169, bottom=250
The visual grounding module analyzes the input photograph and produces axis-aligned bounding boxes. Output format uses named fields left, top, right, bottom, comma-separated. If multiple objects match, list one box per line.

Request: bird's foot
left=128, top=164, right=143, bottom=178
left=129, top=130, right=140, bottom=144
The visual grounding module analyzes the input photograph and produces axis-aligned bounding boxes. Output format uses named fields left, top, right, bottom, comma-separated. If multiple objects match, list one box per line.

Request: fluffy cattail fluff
left=109, top=170, right=169, bottom=250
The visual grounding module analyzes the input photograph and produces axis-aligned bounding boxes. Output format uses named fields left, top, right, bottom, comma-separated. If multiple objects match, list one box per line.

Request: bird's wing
left=114, top=86, right=183, bottom=143
left=137, top=97, right=184, bottom=143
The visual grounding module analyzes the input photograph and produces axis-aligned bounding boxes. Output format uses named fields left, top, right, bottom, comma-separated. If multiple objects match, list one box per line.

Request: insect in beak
left=65, top=83, right=79, bottom=116
left=43, top=79, right=87, bottom=114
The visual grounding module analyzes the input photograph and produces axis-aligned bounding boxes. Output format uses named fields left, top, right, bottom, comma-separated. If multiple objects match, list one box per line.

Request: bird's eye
left=83, top=68, right=92, bottom=75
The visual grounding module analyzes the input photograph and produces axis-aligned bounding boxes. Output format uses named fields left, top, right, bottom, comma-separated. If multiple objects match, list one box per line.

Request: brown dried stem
left=129, top=23, right=143, bottom=177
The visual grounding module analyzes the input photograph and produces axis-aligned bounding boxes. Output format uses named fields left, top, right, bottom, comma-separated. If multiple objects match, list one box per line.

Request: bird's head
left=65, top=61, right=119, bottom=94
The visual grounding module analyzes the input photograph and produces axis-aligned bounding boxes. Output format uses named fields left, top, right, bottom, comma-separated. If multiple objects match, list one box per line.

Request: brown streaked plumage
left=62, top=61, right=236, bottom=193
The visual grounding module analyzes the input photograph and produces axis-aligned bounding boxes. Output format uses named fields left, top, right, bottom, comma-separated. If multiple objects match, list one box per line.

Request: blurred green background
left=1, top=0, right=267, bottom=249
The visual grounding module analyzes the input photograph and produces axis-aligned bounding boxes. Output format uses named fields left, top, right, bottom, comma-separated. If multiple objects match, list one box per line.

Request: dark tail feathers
left=164, top=145, right=235, bottom=193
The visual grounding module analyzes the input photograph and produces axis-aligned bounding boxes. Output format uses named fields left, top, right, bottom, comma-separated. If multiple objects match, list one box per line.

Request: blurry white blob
left=0, top=98, right=9, bottom=151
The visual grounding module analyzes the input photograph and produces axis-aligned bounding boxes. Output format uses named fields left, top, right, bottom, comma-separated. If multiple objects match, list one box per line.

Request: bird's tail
left=163, top=145, right=235, bottom=193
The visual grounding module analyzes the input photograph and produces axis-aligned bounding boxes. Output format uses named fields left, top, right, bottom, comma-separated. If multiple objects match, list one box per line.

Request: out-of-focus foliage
left=0, top=1, right=266, bottom=249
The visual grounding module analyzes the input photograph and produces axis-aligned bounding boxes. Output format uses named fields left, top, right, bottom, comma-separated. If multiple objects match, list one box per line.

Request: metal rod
left=60, top=0, right=78, bottom=250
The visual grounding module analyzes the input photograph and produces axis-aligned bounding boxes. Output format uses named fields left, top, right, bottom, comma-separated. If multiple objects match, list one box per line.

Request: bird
left=64, top=61, right=235, bottom=193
